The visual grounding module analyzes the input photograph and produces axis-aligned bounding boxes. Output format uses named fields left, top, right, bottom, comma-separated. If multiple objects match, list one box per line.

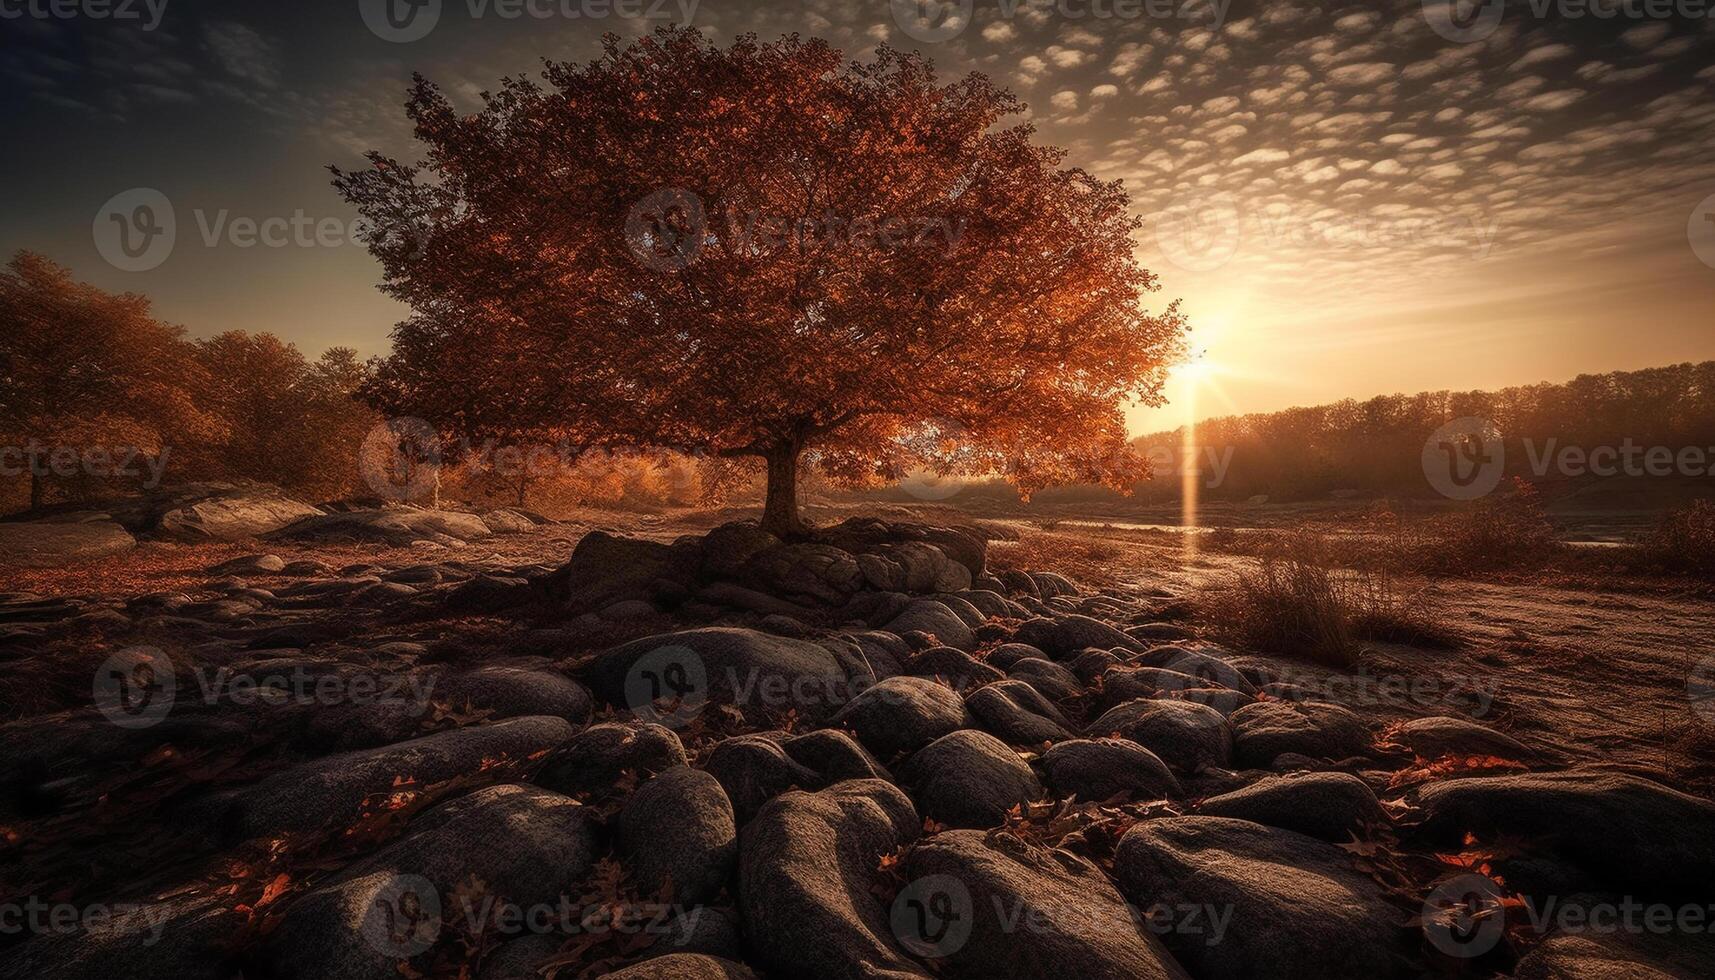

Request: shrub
left=1207, top=531, right=1453, bottom=667
left=1636, top=500, right=1715, bottom=575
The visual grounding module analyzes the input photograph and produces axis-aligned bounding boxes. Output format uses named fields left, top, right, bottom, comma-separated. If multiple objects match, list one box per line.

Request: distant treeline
left=1129, top=361, right=1715, bottom=501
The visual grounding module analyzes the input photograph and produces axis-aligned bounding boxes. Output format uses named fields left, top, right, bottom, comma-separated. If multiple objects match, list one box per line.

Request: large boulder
left=266, top=784, right=597, bottom=980
left=703, top=735, right=818, bottom=825
left=1011, top=615, right=1143, bottom=659
left=534, top=722, right=688, bottom=800
left=434, top=667, right=593, bottom=726
left=209, top=716, right=576, bottom=840
left=1130, top=646, right=1259, bottom=696
left=1514, top=931, right=1715, bottom=979
left=1412, top=770, right=1715, bottom=901
left=828, top=676, right=971, bottom=760
left=542, top=530, right=699, bottom=613
left=0, top=518, right=136, bottom=567
left=271, top=508, right=493, bottom=546
left=896, top=830, right=1187, bottom=979
left=1228, top=701, right=1371, bottom=768
left=1086, top=699, right=1232, bottom=774
left=900, top=730, right=1044, bottom=829
left=585, top=628, right=868, bottom=725
left=880, top=599, right=976, bottom=651
left=967, top=680, right=1075, bottom=746
left=739, top=543, right=865, bottom=605
left=1039, top=738, right=1182, bottom=802
left=158, top=486, right=323, bottom=540
left=603, top=956, right=760, bottom=980
left=781, top=729, right=893, bottom=784
left=1114, top=817, right=1414, bottom=979
left=739, top=780, right=929, bottom=980
left=1389, top=716, right=1537, bottom=761
left=0, top=893, right=238, bottom=980
left=1194, top=772, right=1386, bottom=841
left=818, top=518, right=989, bottom=577
left=699, top=521, right=784, bottom=578
left=1004, top=657, right=1083, bottom=702
left=617, top=766, right=737, bottom=904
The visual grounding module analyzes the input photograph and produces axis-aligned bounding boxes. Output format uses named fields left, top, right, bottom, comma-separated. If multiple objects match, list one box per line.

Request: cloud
left=203, top=21, right=281, bottom=90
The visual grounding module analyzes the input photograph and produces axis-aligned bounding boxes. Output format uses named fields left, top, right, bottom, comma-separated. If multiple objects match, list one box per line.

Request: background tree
left=335, top=28, right=1185, bottom=535
left=0, top=252, right=219, bottom=509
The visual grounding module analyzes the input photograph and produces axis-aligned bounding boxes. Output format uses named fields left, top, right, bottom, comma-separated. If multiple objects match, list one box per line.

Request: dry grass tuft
left=1636, top=500, right=1715, bottom=575
left=1204, top=531, right=1456, bottom=667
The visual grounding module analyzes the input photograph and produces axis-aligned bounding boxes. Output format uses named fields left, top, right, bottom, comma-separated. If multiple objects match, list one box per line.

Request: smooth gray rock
left=880, top=599, right=976, bottom=651
left=1195, top=772, right=1386, bottom=841
left=739, top=780, right=928, bottom=980
left=1039, top=738, right=1183, bottom=802
left=1229, top=701, right=1371, bottom=768
left=213, top=716, right=576, bottom=840
left=534, top=722, right=688, bottom=800
left=828, top=675, right=971, bottom=760
left=704, top=735, right=817, bottom=825
left=901, top=730, right=1044, bottom=828
left=1114, top=816, right=1413, bottom=979
left=899, top=830, right=1188, bottom=979
left=617, top=766, right=737, bottom=904
left=1086, top=699, right=1232, bottom=774
left=967, top=680, right=1075, bottom=746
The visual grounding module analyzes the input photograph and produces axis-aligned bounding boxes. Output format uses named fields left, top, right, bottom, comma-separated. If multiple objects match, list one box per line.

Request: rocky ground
left=2, top=496, right=1713, bottom=978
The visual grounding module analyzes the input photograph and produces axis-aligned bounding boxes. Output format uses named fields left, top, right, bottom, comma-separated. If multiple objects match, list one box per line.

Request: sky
left=3, top=0, right=1714, bottom=437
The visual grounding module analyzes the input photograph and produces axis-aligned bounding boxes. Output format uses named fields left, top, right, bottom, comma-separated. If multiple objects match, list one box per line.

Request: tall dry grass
left=1205, top=530, right=1456, bottom=667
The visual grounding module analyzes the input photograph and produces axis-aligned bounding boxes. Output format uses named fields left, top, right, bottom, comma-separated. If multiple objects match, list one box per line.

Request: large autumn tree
left=335, top=28, right=1185, bottom=535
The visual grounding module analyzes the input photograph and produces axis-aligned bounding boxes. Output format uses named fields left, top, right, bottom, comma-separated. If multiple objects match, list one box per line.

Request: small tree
left=334, top=29, right=1185, bottom=535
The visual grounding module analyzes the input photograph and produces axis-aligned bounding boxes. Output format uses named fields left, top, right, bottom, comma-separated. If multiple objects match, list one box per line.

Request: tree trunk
left=515, top=469, right=528, bottom=509
left=29, top=468, right=44, bottom=512
left=760, top=442, right=806, bottom=538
